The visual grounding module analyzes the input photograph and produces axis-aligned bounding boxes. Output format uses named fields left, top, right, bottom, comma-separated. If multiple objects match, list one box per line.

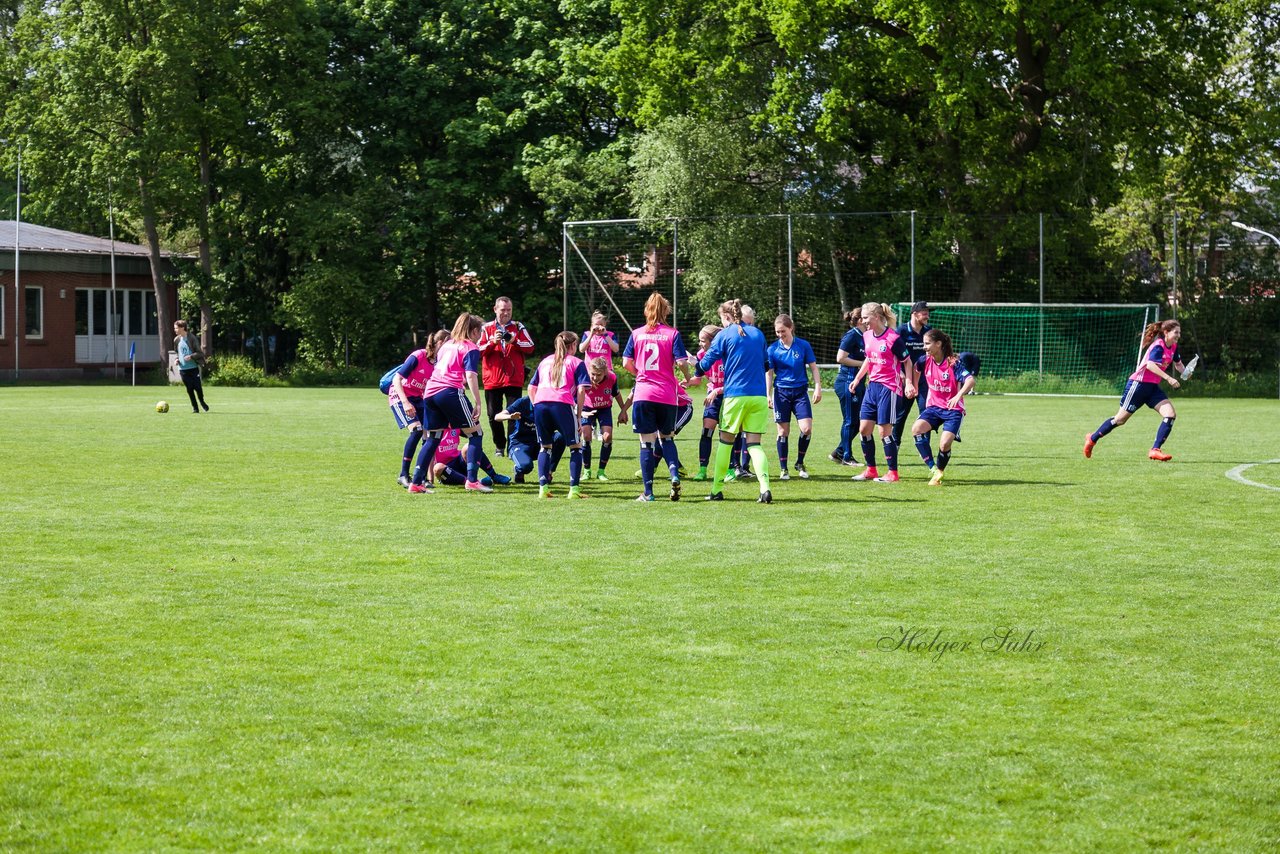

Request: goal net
left=894, top=303, right=1161, bottom=391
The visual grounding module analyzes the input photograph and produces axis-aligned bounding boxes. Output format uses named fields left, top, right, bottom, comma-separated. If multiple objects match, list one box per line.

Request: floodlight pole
left=110, top=179, right=118, bottom=379
left=10, top=142, right=19, bottom=380
left=561, top=223, right=568, bottom=331
left=909, top=210, right=916, bottom=304
left=1230, top=221, right=1280, bottom=399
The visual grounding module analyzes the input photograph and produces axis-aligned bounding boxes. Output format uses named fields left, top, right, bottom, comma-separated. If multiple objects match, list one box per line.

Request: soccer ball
left=156, top=401, right=169, bottom=413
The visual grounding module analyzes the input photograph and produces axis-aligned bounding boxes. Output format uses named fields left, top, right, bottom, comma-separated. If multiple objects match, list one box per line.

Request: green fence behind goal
left=894, top=303, right=1161, bottom=392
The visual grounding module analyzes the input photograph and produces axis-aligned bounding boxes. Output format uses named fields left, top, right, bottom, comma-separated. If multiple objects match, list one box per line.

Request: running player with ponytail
left=1085, top=320, right=1186, bottom=461
left=910, top=329, right=974, bottom=486
left=848, top=302, right=917, bottom=483
left=623, top=293, right=693, bottom=502
left=529, top=331, right=592, bottom=498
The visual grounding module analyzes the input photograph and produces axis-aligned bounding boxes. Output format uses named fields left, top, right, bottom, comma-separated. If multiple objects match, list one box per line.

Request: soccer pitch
left=2, top=386, right=1277, bottom=849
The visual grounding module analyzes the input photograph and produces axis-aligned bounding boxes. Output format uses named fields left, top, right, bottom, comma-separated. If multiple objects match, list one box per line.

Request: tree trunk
left=829, top=245, right=849, bottom=314
left=139, top=176, right=173, bottom=363
left=957, top=238, right=996, bottom=302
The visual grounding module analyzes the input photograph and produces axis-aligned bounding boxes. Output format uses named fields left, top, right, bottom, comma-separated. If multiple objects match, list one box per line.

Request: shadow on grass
left=953, top=478, right=1076, bottom=487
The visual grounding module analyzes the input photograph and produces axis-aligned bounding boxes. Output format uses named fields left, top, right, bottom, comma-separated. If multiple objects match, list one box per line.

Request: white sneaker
left=778, top=470, right=790, bottom=481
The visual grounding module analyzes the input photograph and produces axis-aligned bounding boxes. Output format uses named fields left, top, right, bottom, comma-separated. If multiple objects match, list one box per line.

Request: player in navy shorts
left=1085, top=320, right=1187, bottom=461
left=765, top=314, right=821, bottom=480
left=830, top=308, right=866, bottom=466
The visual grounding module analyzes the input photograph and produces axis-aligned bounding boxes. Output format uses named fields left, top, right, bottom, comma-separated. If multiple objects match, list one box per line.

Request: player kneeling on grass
left=580, top=357, right=628, bottom=482
left=1085, top=320, right=1187, bottom=462
left=530, top=331, right=592, bottom=499
left=910, top=329, right=975, bottom=486
left=495, top=396, right=565, bottom=483
left=429, top=428, right=509, bottom=487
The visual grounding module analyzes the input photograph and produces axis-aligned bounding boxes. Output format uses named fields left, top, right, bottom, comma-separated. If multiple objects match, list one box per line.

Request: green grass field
left=2, top=386, right=1278, bottom=850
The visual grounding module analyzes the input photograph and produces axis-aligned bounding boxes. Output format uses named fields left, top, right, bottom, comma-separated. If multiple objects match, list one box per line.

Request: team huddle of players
left=382, top=292, right=1187, bottom=500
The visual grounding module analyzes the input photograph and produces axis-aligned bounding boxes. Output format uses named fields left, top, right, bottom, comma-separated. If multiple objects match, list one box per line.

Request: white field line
left=1225, top=459, right=1280, bottom=492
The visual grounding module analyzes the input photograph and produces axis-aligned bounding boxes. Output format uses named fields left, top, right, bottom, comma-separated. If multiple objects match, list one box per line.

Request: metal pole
left=1039, top=213, right=1044, bottom=379
left=110, top=180, right=118, bottom=379
left=561, top=223, right=568, bottom=331
left=909, top=210, right=916, bottom=304
left=672, top=218, right=679, bottom=329
left=13, top=144, right=19, bottom=379
left=786, top=214, right=794, bottom=317
left=1170, top=210, right=1178, bottom=318
left=1229, top=222, right=1280, bottom=400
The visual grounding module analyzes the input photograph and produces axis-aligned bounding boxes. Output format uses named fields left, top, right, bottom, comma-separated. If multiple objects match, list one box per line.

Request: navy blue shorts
left=391, top=396, right=423, bottom=430
left=632, top=400, right=679, bottom=435
left=773, top=386, right=813, bottom=423
left=1120, top=379, right=1168, bottom=413
left=508, top=441, right=537, bottom=475
left=534, top=401, right=578, bottom=446
left=423, top=388, right=476, bottom=431
left=674, top=403, right=694, bottom=435
left=702, top=396, right=722, bottom=422
left=860, top=382, right=903, bottom=425
left=580, top=408, right=614, bottom=430
left=439, top=456, right=469, bottom=485
left=917, top=405, right=964, bottom=436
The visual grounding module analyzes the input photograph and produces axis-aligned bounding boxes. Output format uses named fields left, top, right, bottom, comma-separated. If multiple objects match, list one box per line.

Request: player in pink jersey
left=909, top=329, right=975, bottom=486
left=409, top=313, right=493, bottom=494
left=390, top=330, right=448, bottom=488
left=622, top=293, right=693, bottom=501
left=681, top=324, right=724, bottom=480
left=848, top=302, right=918, bottom=483
left=529, top=331, right=593, bottom=498
left=580, top=357, right=629, bottom=482
left=1085, top=320, right=1187, bottom=461
left=579, top=311, right=620, bottom=363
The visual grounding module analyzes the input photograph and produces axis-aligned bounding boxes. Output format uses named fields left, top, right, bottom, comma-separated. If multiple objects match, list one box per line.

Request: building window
left=111, top=290, right=124, bottom=335
left=25, top=286, right=42, bottom=338
left=127, top=290, right=142, bottom=336
left=76, top=289, right=89, bottom=334
left=145, top=291, right=157, bottom=336
left=1, top=284, right=5, bottom=339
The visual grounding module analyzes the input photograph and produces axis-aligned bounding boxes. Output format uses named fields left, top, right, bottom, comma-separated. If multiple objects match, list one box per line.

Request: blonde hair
left=643, top=293, right=670, bottom=329
left=450, top=312, right=483, bottom=343
left=550, top=331, right=579, bottom=386
left=591, top=311, right=607, bottom=325
left=699, top=324, right=721, bottom=344
left=588, top=356, right=609, bottom=382
left=861, top=302, right=897, bottom=328
left=719, top=299, right=747, bottom=336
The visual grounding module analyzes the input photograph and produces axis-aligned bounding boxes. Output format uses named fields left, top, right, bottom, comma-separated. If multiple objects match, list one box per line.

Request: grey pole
left=787, top=214, right=794, bottom=317
left=909, top=210, right=916, bottom=304
left=110, top=181, right=118, bottom=379
left=1170, top=210, right=1178, bottom=317
left=1039, top=213, right=1044, bottom=379
left=672, top=218, right=679, bottom=329
left=561, top=223, right=568, bottom=331
left=13, top=144, right=19, bottom=379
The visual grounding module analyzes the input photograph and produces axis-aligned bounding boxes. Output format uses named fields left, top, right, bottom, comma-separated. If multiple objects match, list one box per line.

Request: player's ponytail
left=643, top=293, right=671, bottom=330
left=551, top=331, right=578, bottom=387
left=451, top=312, right=483, bottom=343
left=424, top=329, right=449, bottom=363
left=720, top=299, right=746, bottom=336
left=881, top=304, right=897, bottom=327
left=1140, top=322, right=1162, bottom=351
left=844, top=307, right=862, bottom=327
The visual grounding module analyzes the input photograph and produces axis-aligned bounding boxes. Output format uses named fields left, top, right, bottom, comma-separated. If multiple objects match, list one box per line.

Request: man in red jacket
left=480, top=296, right=536, bottom=454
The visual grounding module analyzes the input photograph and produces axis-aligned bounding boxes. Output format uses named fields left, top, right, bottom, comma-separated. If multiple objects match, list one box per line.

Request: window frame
left=24, top=286, right=43, bottom=340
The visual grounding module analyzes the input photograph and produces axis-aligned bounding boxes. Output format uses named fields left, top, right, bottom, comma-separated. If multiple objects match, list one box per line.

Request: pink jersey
left=863, top=327, right=908, bottom=393
left=389, top=349, right=433, bottom=407
left=697, top=348, right=725, bottom=394
left=531, top=354, right=588, bottom=405
left=1130, top=338, right=1177, bottom=384
left=421, top=340, right=479, bottom=398
left=435, top=428, right=461, bottom=464
left=677, top=381, right=692, bottom=407
left=584, top=371, right=618, bottom=410
left=626, top=324, right=687, bottom=405
left=921, top=356, right=966, bottom=412
left=581, top=331, right=617, bottom=363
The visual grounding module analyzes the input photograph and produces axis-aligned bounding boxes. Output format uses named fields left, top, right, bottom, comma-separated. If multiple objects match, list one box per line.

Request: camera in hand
left=498, top=329, right=514, bottom=343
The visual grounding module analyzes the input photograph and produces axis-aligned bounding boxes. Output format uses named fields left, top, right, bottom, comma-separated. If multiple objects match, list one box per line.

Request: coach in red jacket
left=480, top=296, right=536, bottom=454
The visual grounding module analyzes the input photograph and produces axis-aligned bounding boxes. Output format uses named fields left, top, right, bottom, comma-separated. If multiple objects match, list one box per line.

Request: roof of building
left=0, top=221, right=184, bottom=257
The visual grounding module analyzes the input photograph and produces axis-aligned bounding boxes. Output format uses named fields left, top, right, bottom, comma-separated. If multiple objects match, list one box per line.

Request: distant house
left=0, top=222, right=183, bottom=380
